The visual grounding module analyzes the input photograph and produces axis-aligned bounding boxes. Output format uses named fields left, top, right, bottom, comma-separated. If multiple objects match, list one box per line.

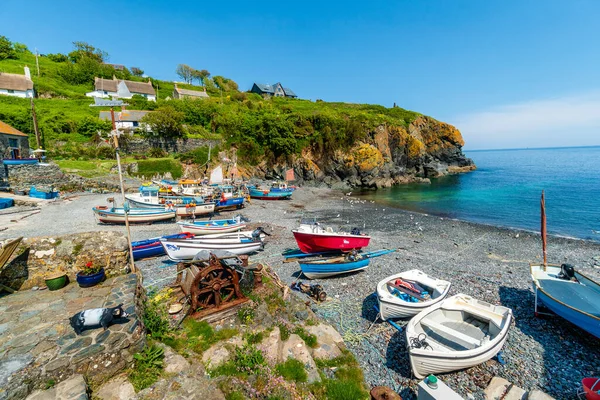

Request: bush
left=141, top=299, right=171, bottom=340
left=176, top=145, right=218, bottom=165
left=148, top=147, right=167, bottom=158
left=275, top=358, right=308, bottom=383
left=129, top=344, right=164, bottom=391
left=134, top=159, right=182, bottom=179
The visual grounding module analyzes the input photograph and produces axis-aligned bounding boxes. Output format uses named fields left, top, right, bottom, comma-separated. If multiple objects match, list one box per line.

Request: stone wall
left=0, top=134, right=30, bottom=162
left=0, top=231, right=129, bottom=291
left=126, top=137, right=221, bottom=154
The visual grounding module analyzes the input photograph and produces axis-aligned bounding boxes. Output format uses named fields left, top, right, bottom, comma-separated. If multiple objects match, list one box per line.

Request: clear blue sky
left=2, top=0, right=600, bottom=149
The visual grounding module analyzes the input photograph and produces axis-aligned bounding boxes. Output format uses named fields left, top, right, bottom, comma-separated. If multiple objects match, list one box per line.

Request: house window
left=8, top=90, right=14, bottom=94
left=133, top=121, right=139, bottom=127
left=8, top=138, right=19, bottom=148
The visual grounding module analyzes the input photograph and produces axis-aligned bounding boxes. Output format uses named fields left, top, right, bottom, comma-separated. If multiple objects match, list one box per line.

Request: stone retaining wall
left=0, top=231, right=129, bottom=291
left=126, top=137, right=221, bottom=154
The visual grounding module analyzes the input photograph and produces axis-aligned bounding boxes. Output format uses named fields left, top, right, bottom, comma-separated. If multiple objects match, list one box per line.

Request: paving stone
left=72, top=344, right=105, bottom=363
left=528, top=390, right=555, bottom=400
left=45, top=356, right=71, bottom=372
left=95, top=330, right=111, bottom=344
left=61, top=337, right=93, bottom=354
left=504, top=385, right=527, bottom=400
left=57, top=332, right=77, bottom=345
left=32, top=341, right=58, bottom=356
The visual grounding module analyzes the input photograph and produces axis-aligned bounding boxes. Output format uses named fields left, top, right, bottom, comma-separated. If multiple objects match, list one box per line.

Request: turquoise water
left=358, top=146, right=600, bottom=241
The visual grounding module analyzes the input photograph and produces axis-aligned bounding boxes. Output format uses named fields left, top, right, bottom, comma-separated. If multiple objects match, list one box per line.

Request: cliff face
left=251, top=116, right=475, bottom=188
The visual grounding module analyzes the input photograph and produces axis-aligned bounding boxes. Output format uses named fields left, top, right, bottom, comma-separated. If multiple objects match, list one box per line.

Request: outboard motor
left=557, top=263, right=576, bottom=281
left=351, top=227, right=361, bottom=235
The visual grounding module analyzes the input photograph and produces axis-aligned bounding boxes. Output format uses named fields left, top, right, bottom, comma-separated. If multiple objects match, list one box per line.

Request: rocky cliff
left=250, top=116, right=475, bottom=188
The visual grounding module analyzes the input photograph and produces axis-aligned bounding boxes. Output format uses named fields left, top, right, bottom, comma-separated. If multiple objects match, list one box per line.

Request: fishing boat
left=299, top=249, right=394, bottom=279
left=132, top=232, right=194, bottom=260
left=214, top=185, right=245, bottom=211
left=249, top=187, right=293, bottom=200
left=177, top=216, right=247, bottom=235
left=376, top=269, right=451, bottom=320
left=92, top=206, right=176, bottom=224
left=270, top=181, right=296, bottom=192
left=160, top=235, right=263, bottom=260
left=126, top=185, right=215, bottom=217
left=530, top=191, right=600, bottom=339
left=292, top=219, right=371, bottom=253
left=406, top=293, right=513, bottom=379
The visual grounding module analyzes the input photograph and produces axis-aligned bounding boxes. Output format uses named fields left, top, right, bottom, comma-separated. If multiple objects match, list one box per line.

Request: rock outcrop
left=250, top=116, right=475, bottom=188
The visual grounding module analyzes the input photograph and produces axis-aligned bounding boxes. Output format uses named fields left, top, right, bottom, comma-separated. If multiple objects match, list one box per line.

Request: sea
left=357, top=146, right=600, bottom=241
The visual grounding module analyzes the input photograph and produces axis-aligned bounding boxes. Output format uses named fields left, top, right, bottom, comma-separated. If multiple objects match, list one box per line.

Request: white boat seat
left=421, top=318, right=481, bottom=350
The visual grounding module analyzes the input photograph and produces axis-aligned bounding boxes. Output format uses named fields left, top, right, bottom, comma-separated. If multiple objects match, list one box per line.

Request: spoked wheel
left=190, top=265, right=243, bottom=311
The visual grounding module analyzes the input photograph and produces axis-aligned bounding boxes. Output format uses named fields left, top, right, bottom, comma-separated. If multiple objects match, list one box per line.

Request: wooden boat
left=406, top=293, right=513, bottom=379
left=92, top=206, right=176, bottom=224
left=161, top=236, right=263, bottom=261
left=530, top=191, right=600, bottom=339
left=132, top=232, right=194, bottom=260
left=126, top=186, right=215, bottom=217
left=249, top=187, right=292, bottom=200
left=299, top=249, right=394, bottom=279
left=292, top=220, right=370, bottom=253
left=2, top=158, right=38, bottom=165
left=376, top=269, right=451, bottom=320
left=177, top=216, right=246, bottom=235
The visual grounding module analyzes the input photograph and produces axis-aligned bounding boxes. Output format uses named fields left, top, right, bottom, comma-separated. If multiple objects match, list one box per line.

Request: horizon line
left=464, top=144, right=600, bottom=152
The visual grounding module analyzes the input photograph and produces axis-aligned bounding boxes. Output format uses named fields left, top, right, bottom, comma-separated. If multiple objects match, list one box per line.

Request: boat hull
left=377, top=269, right=451, bottom=320
left=531, top=264, right=600, bottom=339
left=178, top=221, right=246, bottom=235
left=292, top=231, right=370, bottom=253
left=132, top=233, right=194, bottom=260
left=249, top=188, right=292, bottom=200
left=92, top=207, right=176, bottom=224
left=2, top=159, right=38, bottom=165
left=215, top=197, right=245, bottom=211
left=406, top=294, right=512, bottom=379
left=126, top=196, right=215, bottom=217
left=300, top=258, right=369, bottom=279
left=161, top=239, right=262, bottom=261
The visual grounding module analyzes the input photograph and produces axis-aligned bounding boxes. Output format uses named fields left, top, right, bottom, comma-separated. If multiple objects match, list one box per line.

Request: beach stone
left=504, top=385, right=526, bottom=400
left=527, top=390, right=555, bottom=400
left=280, top=334, right=320, bottom=383
left=257, top=327, right=281, bottom=366
left=202, top=343, right=232, bottom=369
left=26, top=374, right=88, bottom=400
left=306, top=323, right=344, bottom=347
left=484, top=376, right=510, bottom=399
left=95, top=375, right=135, bottom=400
left=162, top=345, right=190, bottom=374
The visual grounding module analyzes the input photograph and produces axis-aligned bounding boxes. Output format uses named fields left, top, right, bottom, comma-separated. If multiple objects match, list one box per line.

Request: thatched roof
left=174, top=86, right=209, bottom=98
left=0, top=72, right=33, bottom=91
left=0, top=120, right=28, bottom=137
left=94, top=77, right=155, bottom=96
left=99, top=110, right=151, bottom=122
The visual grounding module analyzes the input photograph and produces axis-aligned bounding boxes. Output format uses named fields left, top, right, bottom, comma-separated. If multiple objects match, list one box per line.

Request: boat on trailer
left=92, top=206, right=176, bottom=224
left=292, top=219, right=371, bottom=253
left=376, top=269, right=451, bottom=320
left=406, top=293, right=512, bottom=379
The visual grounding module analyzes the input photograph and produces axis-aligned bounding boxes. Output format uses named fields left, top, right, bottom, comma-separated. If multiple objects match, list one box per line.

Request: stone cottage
left=0, top=120, right=30, bottom=160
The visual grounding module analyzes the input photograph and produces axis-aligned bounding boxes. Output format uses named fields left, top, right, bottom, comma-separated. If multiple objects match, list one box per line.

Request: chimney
left=24, top=66, right=31, bottom=79
left=113, top=75, right=117, bottom=80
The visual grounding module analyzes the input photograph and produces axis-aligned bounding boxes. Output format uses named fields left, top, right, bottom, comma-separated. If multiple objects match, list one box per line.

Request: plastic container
left=582, top=378, right=600, bottom=400
left=76, top=268, right=105, bottom=288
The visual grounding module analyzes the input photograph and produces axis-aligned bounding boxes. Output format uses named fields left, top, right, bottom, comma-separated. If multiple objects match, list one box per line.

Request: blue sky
left=2, top=0, right=599, bottom=149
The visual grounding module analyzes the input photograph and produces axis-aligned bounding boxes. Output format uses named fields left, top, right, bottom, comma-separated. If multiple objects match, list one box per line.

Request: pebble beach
left=2, top=187, right=599, bottom=399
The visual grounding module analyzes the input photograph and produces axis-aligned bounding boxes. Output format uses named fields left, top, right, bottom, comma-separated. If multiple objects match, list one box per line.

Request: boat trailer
left=172, top=251, right=263, bottom=320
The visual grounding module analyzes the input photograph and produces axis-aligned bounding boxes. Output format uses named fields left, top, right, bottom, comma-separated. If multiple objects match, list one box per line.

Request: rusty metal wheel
left=190, top=265, right=242, bottom=311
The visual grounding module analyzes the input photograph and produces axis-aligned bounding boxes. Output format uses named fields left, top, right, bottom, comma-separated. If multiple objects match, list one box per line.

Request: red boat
left=292, top=221, right=371, bottom=253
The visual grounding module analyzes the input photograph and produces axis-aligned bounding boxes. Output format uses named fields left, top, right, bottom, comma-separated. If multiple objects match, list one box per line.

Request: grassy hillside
left=0, top=38, right=421, bottom=167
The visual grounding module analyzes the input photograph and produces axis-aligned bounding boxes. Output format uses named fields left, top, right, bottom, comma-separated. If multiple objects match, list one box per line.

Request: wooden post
left=30, top=97, right=41, bottom=149
left=110, top=107, right=136, bottom=273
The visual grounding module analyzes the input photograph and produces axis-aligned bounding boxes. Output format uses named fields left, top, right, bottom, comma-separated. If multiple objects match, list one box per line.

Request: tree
left=176, top=64, right=194, bottom=84
left=213, top=76, right=239, bottom=92
left=192, top=69, right=210, bottom=86
left=141, top=106, right=186, bottom=139
left=13, top=42, right=30, bottom=55
left=68, top=41, right=108, bottom=63
left=131, top=67, right=144, bottom=76
left=46, top=53, right=68, bottom=62
left=0, top=36, right=16, bottom=60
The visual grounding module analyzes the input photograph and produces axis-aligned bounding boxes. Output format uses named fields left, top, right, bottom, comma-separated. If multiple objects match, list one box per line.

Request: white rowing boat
left=376, top=269, right=451, bottom=320
left=406, top=293, right=512, bottom=379
left=160, top=237, right=263, bottom=260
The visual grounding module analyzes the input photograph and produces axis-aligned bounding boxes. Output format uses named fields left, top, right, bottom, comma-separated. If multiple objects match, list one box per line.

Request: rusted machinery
left=173, top=251, right=262, bottom=320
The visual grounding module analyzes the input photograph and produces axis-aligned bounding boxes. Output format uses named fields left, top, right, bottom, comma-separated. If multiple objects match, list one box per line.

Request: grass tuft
left=275, top=358, right=308, bottom=383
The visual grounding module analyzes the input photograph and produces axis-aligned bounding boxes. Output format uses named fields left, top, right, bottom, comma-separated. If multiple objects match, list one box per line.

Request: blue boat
left=531, top=264, right=600, bottom=339
left=249, top=187, right=292, bottom=200
left=215, top=196, right=245, bottom=210
left=299, top=249, right=395, bottom=279
left=132, top=232, right=194, bottom=260
left=2, top=158, right=38, bottom=165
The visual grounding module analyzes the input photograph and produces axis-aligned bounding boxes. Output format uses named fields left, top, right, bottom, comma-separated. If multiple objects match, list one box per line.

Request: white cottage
left=86, top=77, right=156, bottom=101
left=99, top=110, right=152, bottom=132
left=0, top=67, right=34, bottom=98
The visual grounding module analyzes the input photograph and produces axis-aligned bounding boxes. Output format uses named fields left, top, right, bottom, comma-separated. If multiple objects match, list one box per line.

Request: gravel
left=3, top=187, right=600, bottom=399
